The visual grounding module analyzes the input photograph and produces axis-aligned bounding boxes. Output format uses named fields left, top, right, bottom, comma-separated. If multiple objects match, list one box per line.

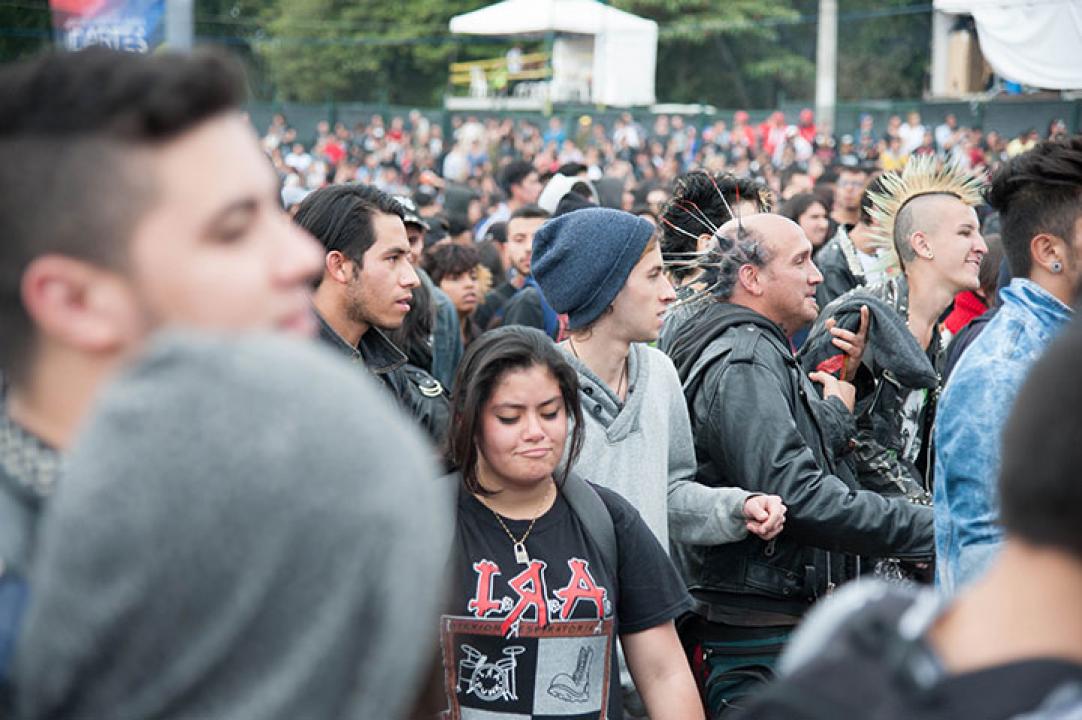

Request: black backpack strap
left=560, top=473, right=619, bottom=608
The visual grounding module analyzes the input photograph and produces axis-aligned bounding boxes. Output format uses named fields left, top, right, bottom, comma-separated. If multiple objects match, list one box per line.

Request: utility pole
left=815, top=0, right=838, bottom=137
left=165, top=0, right=194, bottom=52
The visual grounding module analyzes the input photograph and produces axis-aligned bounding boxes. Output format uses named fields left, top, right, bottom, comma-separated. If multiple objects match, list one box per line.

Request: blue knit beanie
left=531, top=207, right=655, bottom=330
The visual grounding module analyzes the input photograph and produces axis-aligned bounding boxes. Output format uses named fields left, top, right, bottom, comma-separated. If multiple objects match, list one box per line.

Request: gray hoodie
left=563, top=342, right=751, bottom=551
left=14, top=332, right=451, bottom=720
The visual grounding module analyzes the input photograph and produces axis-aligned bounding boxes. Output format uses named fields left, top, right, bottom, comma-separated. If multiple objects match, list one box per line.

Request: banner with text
left=50, top=0, right=165, bottom=53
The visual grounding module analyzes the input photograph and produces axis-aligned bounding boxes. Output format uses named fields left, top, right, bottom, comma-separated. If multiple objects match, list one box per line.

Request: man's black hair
left=858, top=176, right=888, bottom=226
left=834, top=165, right=869, bottom=183
left=778, top=193, right=823, bottom=226
left=482, top=221, right=508, bottom=245
left=556, top=162, right=587, bottom=177
left=498, top=159, right=536, bottom=196
left=0, top=46, right=246, bottom=383
left=659, top=170, right=771, bottom=280
left=508, top=204, right=550, bottom=223
left=986, top=136, right=1082, bottom=278
left=293, top=183, right=405, bottom=281
left=999, top=315, right=1082, bottom=560
left=421, top=243, right=480, bottom=287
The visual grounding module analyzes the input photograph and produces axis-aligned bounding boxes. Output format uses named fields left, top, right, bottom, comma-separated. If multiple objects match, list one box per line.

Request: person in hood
left=532, top=207, right=787, bottom=715
left=664, top=213, right=933, bottom=717
left=13, top=332, right=451, bottom=720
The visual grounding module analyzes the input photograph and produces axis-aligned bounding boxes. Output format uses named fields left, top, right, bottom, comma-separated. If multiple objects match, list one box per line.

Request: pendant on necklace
left=513, top=541, right=530, bottom=565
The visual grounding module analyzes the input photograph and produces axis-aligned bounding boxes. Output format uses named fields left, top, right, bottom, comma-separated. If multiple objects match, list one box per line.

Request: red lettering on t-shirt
left=467, top=560, right=502, bottom=618
left=501, top=560, right=548, bottom=636
left=554, top=558, right=607, bottom=620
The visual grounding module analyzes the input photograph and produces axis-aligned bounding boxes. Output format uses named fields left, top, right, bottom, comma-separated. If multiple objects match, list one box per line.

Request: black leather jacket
left=801, top=276, right=943, bottom=503
left=813, top=226, right=866, bottom=310
left=315, top=312, right=450, bottom=447
left=667, top=302, right=933, bottom=621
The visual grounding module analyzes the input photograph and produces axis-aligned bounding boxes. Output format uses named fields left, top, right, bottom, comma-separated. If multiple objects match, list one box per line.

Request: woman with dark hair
left=439, top=326, right=703, bottom=720
left=779, top=192, right=830, bottom=250
left=422, top=243, right=483, bottom=348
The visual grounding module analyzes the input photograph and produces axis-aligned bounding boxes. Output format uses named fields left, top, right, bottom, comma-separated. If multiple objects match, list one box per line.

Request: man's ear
left=325, top=250, right=353, bottom=284
left=695, top=232, right=713, bottom=254
left=1030, top=232, right=1064, bottom=273
left=20, top=254, right=139, bottom=354
left=737, top=263, right=763, bottom=296
left=909, top=230, right=931, bottom=260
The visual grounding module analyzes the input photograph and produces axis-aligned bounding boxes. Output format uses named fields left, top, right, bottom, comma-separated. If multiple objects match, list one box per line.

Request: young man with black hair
left=827, top=165, right=868, bottom=237
left=934, top=137, right=1082, bottom=594
left=474, top=205, right=563, bottom=338
left=739, top=314, right=1082, bottom=720
left=665, top=213, right=930, bottom=717
left=0, top=46, right=323, bottom=696
left=386, top=195, right=464, bottom=390
left=296, top=184, right=449, bottom=444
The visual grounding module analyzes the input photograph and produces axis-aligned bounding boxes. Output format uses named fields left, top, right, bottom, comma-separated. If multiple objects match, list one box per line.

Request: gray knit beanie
left=15, top=331, right=451, bottom=720
left=531, top=207, right=654, bottom=330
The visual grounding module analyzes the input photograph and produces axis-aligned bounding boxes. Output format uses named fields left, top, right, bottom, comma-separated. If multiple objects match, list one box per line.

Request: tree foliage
left=831, top=0, right=930, bottom=101
left=253, top=0, right=507, bottom=104
left=0, top=0, right=51, bottom=62
left=0, top=0, right=933, bottom=107
left=613, top=0, right=815, bottom=108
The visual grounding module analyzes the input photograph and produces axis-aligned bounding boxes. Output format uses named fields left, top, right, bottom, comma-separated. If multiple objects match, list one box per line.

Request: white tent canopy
left=449, top=0, right=657, bottom=106
left=934, top=0, right=1082, bottom=90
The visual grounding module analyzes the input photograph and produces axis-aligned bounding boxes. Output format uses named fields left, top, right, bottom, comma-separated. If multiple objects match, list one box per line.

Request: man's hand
left=809, top=370, right=856, bottom=412
left=824, top=304, right=870, bottom=382
left=743, top=494, right=786, bottom=540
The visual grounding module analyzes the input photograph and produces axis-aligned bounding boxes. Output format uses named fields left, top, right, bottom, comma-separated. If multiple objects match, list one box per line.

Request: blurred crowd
left=266, top=106, right=1069, bottom=233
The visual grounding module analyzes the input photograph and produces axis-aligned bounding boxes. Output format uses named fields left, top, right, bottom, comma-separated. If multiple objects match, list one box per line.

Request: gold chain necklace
left=482, top=484, right=553, bottom=565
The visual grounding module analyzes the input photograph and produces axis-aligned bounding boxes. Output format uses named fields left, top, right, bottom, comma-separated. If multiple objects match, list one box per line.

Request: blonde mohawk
left=867, top=154, right=985, bottom=273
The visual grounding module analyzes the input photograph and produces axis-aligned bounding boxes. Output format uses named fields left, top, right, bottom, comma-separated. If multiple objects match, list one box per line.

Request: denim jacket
left=933, top=279, right=1073, bottom=593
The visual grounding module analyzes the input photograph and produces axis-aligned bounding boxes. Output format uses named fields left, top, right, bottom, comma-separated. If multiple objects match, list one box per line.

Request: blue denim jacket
left=933, top=279, right=1073, bottom=593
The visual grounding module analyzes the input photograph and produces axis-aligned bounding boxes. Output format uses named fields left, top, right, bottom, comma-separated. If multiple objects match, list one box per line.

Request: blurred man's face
left=405, top=223, right=425, bottom=266
left=834, top=170, right=867, bottom=211
left=125, top=112, right=323, bottom=341
left=506, top=216, right=544, bottom=276
left=513, top=171, right=542, bottom=205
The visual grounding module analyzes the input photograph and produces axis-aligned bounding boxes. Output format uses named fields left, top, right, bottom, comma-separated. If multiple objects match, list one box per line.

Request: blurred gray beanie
left=15, top=331, right=452, bottom=720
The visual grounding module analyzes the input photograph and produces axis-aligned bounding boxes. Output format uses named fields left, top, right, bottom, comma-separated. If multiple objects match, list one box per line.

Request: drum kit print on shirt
left=441, top=556, right=615, bottom=719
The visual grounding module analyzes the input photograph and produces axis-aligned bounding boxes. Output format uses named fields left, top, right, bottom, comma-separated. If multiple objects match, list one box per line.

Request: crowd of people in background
left=1, top=45, right=1081, bottom=720
left=267, top=105, right=1068, bottom=238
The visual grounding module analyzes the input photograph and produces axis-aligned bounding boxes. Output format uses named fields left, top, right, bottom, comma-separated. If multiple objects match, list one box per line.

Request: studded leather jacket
left=802, top=276, right=944, bottom=505
left=316, top=312, right=450, bottom=448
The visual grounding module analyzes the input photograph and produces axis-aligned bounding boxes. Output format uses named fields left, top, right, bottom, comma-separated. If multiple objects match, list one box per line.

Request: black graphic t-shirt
left=442, top=483, right=692, bottom=719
